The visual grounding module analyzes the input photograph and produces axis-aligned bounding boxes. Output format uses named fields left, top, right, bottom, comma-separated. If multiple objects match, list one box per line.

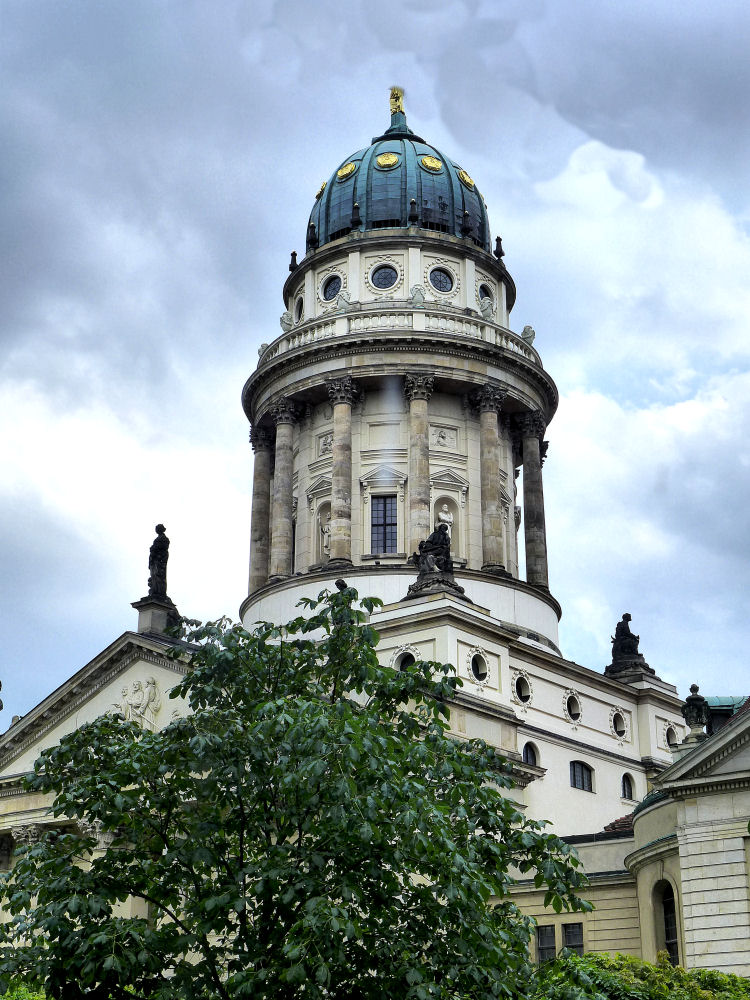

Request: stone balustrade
left=258, top=305, right=539, bottom=367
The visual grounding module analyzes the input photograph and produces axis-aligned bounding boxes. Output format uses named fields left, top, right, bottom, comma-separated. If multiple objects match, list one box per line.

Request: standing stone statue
left=147, top=524, right=170, bottom=599
left=436, top=503, right=453, bottom=540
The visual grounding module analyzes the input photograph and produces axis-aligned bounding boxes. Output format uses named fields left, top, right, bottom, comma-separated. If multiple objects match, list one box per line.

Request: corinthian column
left=404, top=373, right=434, bottom=553
left=327, top=376, right=356, bottom=568
left=518, top=410, right=549, bottom=589
left=248, top=425, right=273, bottom=593
left=269, top=399, right=297, bottom=579
left=477, top=384, right=508, bottom=575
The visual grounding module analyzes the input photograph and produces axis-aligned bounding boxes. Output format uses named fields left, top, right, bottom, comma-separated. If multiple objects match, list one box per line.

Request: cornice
left=624, top=834, right=678, bottom=874
left=243, top=331, right=558, bottom=424
left=517, top=720, right=656, bottom=770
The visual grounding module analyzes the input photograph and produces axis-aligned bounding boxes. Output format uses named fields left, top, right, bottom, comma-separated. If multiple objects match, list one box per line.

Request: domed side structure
left=307, top=98, right=492, bottom=254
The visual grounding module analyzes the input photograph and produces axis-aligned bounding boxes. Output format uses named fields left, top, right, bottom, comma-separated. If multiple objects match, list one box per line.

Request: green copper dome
left=307, top=99, right=491, bottom=253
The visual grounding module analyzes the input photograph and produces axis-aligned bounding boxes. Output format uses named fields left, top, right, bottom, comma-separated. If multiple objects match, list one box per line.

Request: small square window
left=562, top=922, right=584, bottom=955
left=537, top=925, right=556, bottom=963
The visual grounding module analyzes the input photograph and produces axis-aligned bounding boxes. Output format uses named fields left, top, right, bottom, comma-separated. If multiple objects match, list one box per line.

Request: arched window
left=666, top=726, right=678, bottom=749
left=621, top=773, right=634, bottom=800
left=398, top=653, right=415, bottom=671
left=522, top=743, right=537, bottom=767
left=570, top=760, right=593, bottom=792
left=654, top=881, right=679, bottom=966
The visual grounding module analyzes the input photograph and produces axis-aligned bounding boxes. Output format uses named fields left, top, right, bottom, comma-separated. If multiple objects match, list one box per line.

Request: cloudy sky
left=2, top=0, right=749, bottom=719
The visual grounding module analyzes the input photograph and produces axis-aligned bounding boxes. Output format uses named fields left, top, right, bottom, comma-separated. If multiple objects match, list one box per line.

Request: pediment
left=306, top=475, right=331, bottom=498
left=0, top=632, right=189, bottom=779
left=430, top=468, right=469, bottom=488
left=656, top=707, right=750, bottom=790
left=359, top=464, right=407, bottom=486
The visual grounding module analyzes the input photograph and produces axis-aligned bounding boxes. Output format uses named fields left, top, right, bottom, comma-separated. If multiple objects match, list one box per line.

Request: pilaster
left=404, top=374, right=434, bottom=554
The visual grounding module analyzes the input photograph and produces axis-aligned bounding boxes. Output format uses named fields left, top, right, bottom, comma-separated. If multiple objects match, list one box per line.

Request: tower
left=240, top=96, right=688, bottom=944
left=242, top=90, right=557, bottom=655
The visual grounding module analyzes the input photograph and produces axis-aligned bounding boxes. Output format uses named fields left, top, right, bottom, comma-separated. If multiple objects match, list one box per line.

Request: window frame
left=570, top=760, right=594, bottom=793
left=370, top=493, right=398, bottom=554
left=562, top=922, right=584, bottom=955
left=536, top=924, right=556, bottom=964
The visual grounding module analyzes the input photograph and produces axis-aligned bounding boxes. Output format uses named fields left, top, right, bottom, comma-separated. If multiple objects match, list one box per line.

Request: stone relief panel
left=110, top=677, right=162, bottom=731
left=430, top=425, right=458, bottom=450
left=318, top=431, right=333, bottom=457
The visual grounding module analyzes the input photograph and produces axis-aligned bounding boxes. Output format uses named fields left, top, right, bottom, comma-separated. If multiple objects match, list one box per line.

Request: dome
left=307, top=93, right=491, bottom=253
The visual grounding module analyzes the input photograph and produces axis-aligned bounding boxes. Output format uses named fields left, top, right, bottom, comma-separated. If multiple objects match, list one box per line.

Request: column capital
left=516, top=410, right=546, bottom=439
left=326, top=376, right=357, bottom=406
left=269, top=397, right=298, bottom=426
left=12, top=824, right=44, bottom=846
left=404, top=373, right=435, bottom=402
left=249, top=425, right=274, bottom=452
left=476, top=383, right=508, bottom=413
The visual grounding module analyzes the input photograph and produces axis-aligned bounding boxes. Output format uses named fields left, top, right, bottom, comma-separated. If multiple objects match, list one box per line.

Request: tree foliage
left=0, top=583, right=590, bottom=999
left=535, top=952, right=750, bottom=1000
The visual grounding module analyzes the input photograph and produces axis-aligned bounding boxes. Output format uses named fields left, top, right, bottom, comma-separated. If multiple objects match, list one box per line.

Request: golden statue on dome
left=389, top=86, right=404, bottom=115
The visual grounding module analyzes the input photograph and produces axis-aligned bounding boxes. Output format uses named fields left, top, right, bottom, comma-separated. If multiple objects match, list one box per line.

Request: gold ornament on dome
left=376, top=152, right=399, bottom=168
left=421, top=155, right=442, bottom=172
left=458, top=169, right=475, bottom=189
left=389, top=86, right=404, bottom=115
left=336, top=162, right=357, bottom=180
left=315, top=180, right=326, bottom=199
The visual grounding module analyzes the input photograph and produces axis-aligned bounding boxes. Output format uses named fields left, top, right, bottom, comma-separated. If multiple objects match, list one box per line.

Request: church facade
left=0, top=90, right=748, bottom=975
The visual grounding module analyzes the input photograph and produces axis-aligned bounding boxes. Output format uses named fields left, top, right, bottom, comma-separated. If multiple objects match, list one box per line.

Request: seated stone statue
left=611, top=613, right=640, bottom=660
left=414, top=522, right=452, bottom=576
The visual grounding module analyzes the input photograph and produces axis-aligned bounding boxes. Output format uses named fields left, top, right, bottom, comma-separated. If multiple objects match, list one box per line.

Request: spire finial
left=389, top=86, right=405, bottom=117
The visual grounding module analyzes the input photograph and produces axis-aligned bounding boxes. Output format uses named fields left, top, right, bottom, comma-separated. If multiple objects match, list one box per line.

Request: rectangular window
left=371, top=495, right=397, bottom=553
left=570, top=761, right=593, bottom=792
left=536, top=925, right=556, bottom=964
left=562, top=922, right=584, bottom=955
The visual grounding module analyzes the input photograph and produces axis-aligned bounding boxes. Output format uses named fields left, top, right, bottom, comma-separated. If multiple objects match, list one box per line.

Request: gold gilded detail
left=337, top=162, right=357, bottom=180
left=315, top=180, right=326, bottom=199
left=389, top=86, right=404, bottom=115
left=458, top=169, right=475, bottom=189
left=421, top=155, right=442, bottom=173
left=376, top=152, right=399, bottom=168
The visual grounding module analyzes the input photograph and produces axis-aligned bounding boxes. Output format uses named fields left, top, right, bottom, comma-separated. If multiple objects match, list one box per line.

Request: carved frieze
left=110, top=677, right=162, bottom=731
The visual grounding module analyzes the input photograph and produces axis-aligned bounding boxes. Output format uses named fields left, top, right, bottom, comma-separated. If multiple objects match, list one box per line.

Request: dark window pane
left=563, top=923, right=584, bottom=955
left=662, top=885, right=678, bottom=965
left=622, top=773, right=633, bottom=799
left=537, top=925, right=556, bottom=963
left=372, top=495, right=397, bottom=553
left=570, top=761, right=593, bottom=792
left=522, top=743, right=537, bottom=766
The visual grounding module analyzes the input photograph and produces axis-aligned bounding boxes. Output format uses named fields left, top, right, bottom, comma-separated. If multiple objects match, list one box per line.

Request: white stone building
left=0, top=90, right=747, bottom=975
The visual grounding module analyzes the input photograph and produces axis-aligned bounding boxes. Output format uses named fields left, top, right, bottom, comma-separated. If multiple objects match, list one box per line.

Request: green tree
left=535, top=952, right=750, bottom=1000
left=0, top=583, right=590, bottom=999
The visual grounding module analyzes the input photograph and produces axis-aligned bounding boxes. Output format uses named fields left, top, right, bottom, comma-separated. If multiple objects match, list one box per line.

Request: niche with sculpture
left=317, top=501, right=332, bottom=563
left=432, top=497, right=459, bottom=557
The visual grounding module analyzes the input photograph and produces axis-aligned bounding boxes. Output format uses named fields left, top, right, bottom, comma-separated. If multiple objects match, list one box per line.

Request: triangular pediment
left=430, top=468, right=469, bottom=488
left=655, top=705, right=750, bottom=791
left=359, top=464, right=407, bottom=486
left=0, top=632, right=189, bottom=780
left=306, top=475, right=332, bottom=499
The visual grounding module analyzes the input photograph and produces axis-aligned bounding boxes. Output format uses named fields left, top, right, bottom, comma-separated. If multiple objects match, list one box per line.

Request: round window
left=479, top=283, right=493, bottom=300
left=295, top=297, right=304, bottom=321
left=371, top=265, right=398, bottom=289
left=322, top=275, right=342, bottom=301
left=471, top=654, right=487, bottom=682
left=430, top=268, right=453, bottom=293
left=567, top=696, right=581, bottom=721
left=515, top=676, right=531, bottom=703
left=613, top=712, right=626, bottom=738
left=398, top=653, right=415, bottom=671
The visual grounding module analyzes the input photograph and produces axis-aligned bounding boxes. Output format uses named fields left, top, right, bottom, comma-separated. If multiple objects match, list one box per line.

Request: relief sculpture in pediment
left=111, top=677, right=162, bottom=730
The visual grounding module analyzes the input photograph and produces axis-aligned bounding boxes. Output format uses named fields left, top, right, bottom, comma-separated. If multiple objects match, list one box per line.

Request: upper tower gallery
left=241, top=89, right=560, bottom=653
